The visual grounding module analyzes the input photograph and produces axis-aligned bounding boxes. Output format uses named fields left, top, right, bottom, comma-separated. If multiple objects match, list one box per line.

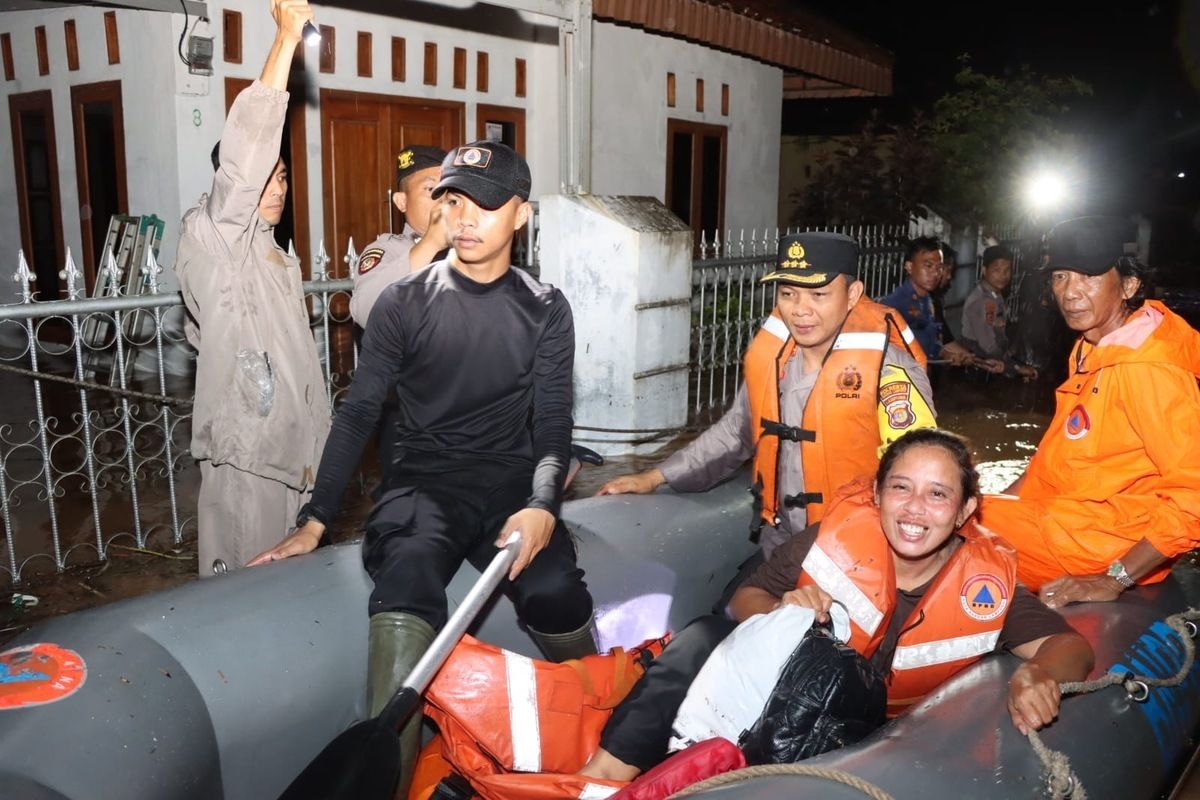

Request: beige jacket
left=175, top=81, right=330, bottom=490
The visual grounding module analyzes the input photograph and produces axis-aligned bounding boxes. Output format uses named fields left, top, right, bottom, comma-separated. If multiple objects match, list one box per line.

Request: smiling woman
left=578, top=428, right=1094, bottom=781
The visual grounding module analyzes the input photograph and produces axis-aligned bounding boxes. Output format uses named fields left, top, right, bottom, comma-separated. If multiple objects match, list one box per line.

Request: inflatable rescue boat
left=1, top=476, right=1197, bottom=799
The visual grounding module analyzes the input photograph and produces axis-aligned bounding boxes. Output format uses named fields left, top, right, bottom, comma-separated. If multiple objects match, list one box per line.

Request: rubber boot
left=529, top=618, right=599, bottom=662
left=368, top=611, right=436, bottom=798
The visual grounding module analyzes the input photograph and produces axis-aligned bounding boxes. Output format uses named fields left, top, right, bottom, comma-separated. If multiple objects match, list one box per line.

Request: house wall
left=0, top=6, right=789, bottom=304
left=0, top=7, right=182, bottom=303
left=0, top=2, right=561, bottom=300
left=590, top=21, right=782, bottom=235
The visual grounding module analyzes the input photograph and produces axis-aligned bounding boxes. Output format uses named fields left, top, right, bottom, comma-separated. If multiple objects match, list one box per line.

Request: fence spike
left=59, top=249, right=84, bottom=300
left=103, top=246, right=123, bottom=289
left=314, top=239, right=330, bottom=281
left=144, top=247, right=163, bottom=294
left=345, top=237, right=360, bottom=277
left=14, top=249, right=33, bottom=303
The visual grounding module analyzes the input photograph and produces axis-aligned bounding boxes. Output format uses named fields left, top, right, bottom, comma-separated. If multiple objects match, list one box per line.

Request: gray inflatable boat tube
left=0, top=477, right=756, bottom=800
left=2, top=475, right=1199, bottom=799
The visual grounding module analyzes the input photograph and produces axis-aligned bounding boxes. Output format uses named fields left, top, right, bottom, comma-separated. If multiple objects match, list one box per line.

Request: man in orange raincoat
left=980, top=216, right=1200, bottom=606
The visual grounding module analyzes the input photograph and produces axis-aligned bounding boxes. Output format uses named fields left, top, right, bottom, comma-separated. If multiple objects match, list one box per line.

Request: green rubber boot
left=368, top=611, right=436, bottom=797
left=529, top=618, right=599, bottom=662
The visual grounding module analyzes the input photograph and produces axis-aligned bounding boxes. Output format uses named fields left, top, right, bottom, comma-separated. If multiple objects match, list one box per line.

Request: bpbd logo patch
left=0, top=643, right=87, bottom=710
left=959, top=573, right=1009, bottom=622
left=1065, top=404, right=1091, bottom=440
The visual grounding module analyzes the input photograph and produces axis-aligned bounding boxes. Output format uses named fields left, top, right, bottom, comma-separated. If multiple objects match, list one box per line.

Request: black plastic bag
left=738, top=623, right=887, bottom=765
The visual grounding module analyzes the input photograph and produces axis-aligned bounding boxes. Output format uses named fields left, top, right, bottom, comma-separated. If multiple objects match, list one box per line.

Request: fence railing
left=688, top=224, right=911, bottom=423
left=0, top=245, right=355, bottom=587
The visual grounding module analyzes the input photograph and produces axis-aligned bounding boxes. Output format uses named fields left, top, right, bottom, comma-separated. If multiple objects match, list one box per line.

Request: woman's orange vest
left=744, top=300, right=925, bottom=527
left=419, top=634, right=669, bottom=800
left=797, top=483, right=1017, bottom=716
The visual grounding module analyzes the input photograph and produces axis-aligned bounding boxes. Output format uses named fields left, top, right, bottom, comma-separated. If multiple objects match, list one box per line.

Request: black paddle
left=277, top=534, right=522, bottom=800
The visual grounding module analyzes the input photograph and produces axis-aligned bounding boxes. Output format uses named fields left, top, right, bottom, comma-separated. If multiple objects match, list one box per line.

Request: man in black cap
left=250, top=140, right=596, bottom=794
left=349, top=144, right=451, bottom=327
left=598, top=232, right=936, bottom=561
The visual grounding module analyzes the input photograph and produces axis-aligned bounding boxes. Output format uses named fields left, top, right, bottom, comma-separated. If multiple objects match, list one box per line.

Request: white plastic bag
left=668, top=603, right=851, bottom=752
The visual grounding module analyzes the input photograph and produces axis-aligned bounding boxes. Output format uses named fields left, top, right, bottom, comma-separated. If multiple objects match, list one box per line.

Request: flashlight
left=302, top=20, right=321, bottom=46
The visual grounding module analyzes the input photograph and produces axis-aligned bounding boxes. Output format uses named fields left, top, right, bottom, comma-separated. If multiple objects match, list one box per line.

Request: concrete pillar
left=538, top=195, right=692, bottom=456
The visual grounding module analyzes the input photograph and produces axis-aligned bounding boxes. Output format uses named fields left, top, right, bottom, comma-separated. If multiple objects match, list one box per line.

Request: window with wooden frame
left=665, top=119, right=726, bottom=248
left=476, top=103, right=525, bottom=155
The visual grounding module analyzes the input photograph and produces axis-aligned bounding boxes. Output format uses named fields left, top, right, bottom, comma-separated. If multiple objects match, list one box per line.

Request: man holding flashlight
left=176, top=0, right=329, bottom=576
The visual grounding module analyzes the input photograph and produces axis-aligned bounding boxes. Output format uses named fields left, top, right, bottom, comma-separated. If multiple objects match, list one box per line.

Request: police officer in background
left=350, top=145, right=451, bottom=481
left=349, top=144, right=451, bottom=327
left=598, top=232, right=937, bottom=567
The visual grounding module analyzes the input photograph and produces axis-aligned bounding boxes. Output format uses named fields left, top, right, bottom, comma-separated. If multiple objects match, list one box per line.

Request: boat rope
left=667, top=763, right=896, bottom=799
left=668, top=608, right=1200, bottom=800
left=1029, top=607, right=1200, bottom=800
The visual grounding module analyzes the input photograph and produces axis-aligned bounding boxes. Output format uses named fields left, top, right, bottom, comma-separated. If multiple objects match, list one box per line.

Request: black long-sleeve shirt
left=306, top=260, right=575, bottom=522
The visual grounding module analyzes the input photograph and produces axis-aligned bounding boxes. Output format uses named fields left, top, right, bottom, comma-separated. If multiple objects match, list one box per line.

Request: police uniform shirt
left=349, top=225, right=421, bottom=328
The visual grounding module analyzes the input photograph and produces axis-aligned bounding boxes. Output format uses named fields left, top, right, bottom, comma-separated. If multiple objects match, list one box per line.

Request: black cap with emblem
left=396, top=145, right=447, bottom=185
left=1043, top=216, right=1136, bottom=276
left=433, top=141, right=532, bottom=210
left=760, top=232, right=860, bottom=287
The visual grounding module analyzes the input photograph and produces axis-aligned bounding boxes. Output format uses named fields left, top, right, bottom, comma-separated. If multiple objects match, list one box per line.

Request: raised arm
left=198, top=0, right=311, bottom=259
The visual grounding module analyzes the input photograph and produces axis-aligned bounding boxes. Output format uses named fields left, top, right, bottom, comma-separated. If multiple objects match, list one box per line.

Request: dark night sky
left=785, top=0, right=1200, bottom=265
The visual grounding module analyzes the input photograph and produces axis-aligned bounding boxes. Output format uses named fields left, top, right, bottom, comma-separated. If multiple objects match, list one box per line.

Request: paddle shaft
left=378, top=534, right=521, bottom=729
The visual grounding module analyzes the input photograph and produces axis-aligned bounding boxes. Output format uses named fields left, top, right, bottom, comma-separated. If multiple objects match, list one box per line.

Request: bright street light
left=1024, top=172, right=1068, bottom=212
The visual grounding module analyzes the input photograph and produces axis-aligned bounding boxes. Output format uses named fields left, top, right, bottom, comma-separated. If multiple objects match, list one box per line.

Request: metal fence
left=688, top=224, right=911, bottom=423
left=0, top=246, right=355, bottom=587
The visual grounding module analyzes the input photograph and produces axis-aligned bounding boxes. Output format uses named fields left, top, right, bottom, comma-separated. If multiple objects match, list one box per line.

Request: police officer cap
left=760, top=232, right=859, bottom=288
left=396, top=145, right=447, bottom=185
left=1044, top=216, right=1136, bottom=276
left=433, top=141, right=532, bottom=210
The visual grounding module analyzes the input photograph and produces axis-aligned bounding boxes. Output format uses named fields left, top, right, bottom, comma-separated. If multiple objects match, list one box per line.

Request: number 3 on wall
left=193, top=109, right=202, bottom=127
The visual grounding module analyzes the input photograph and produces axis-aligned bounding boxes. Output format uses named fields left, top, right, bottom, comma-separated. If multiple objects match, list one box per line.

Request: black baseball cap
left=760, top=232, right=859, bottom=287
left=433, top=141, right=531, bottom=210
left=1044, top=216, right=1136, bottom=275
left=396, top=145, right=446, bottom=185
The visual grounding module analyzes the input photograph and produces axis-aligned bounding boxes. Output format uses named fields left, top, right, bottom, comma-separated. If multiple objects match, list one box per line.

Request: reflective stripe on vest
left=504, top=650, right=542, bottom=773
left=762, top=313, right=790, bottom=342
left=801, top=542, right=884, bottom=637
left=578, top=784, right=621, bottom=799
left=891, top=630, right=1001, bottom=671
left=830, top=331, right=888, bottom=352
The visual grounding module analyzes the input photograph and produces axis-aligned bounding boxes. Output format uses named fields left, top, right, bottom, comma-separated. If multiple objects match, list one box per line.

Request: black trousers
left=361, top=457, right=593, bottom=635
left=599, top=615, right=738, bottom=771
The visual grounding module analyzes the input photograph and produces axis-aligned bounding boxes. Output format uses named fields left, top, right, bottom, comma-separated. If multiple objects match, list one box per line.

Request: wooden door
left=70, top=80, right=128, bottom=292
left=319, top=89, right=463, bottom=271
left=9, top=90, right=65, bottom=301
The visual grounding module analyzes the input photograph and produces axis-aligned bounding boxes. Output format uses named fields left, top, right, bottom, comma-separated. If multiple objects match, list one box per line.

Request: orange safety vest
left=744, top=299, right=926, bottom=528
left=797, top=482, right=1017, bottom=717
left=421, top=634, right=669, bottom=800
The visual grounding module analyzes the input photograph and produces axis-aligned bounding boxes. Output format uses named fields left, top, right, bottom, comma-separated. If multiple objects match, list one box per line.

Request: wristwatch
left=1106, top=560, right=1136, bottom=589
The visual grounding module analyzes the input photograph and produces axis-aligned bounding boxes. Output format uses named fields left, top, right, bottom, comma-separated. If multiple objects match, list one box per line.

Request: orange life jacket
left=422, top=634, right=670, bottom=800
left=797, top=482, right=1017, bottom=716
left=744, top=300, right=925, bottom=528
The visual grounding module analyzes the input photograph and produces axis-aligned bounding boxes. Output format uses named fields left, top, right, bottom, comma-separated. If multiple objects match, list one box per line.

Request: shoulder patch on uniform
left=357, top=247, right=386, bottom=275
